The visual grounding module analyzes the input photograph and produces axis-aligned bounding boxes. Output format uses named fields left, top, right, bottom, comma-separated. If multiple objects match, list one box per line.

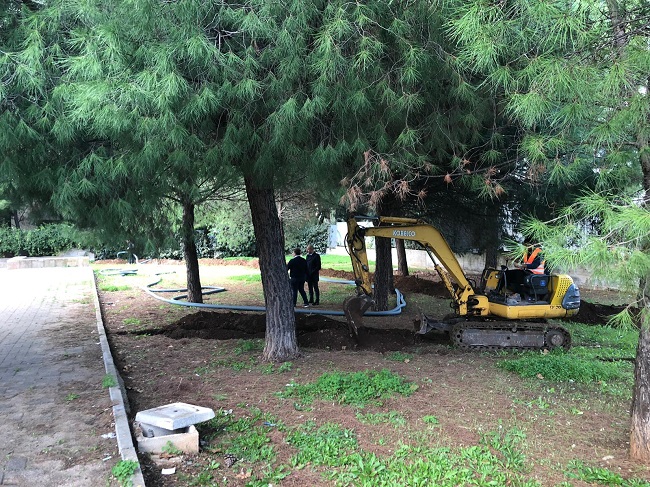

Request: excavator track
left=450, top=321, right=571, bottom=351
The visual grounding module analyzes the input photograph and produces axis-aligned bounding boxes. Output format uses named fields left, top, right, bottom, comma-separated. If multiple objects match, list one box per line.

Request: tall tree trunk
left=373, top=233, right=394, bottom=311
left=485, top=244, right=498, bottom=269
left=372, top=200, right=395, bottom=311
left=395, top=239, right=409, bottom=276
left=373, top=236, right=393, bottom=310
left=245, top=176, right=300, bottom=362
left=630, top=135, right=650, bottom=461
left=181, top=201, right=203, bottom=304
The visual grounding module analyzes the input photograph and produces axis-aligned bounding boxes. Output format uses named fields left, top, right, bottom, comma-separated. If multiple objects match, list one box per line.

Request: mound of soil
left=393, top=275, right=448, bottom=297
left=569, top=301, right=628, bottom=325
left=160, top=301, right=623, bottom=355
left=160, top=311, right=425, bottom=353
left=321, top=269, right=449, bottom=298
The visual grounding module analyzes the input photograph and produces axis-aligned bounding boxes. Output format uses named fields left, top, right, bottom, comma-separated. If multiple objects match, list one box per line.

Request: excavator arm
left=344, top=217, right=490, bottom=334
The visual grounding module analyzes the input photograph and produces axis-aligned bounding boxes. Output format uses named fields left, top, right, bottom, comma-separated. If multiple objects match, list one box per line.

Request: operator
left=287, top=248, right=310, bottom=308
left=501, top=241, right=545, bottom=297
left=517, top=241, right=545, bottom=275
left=305, top=244, right=321, bottom=306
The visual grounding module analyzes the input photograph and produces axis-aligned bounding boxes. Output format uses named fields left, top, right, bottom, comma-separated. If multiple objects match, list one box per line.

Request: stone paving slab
left=0, top=267, right=143, bottom=486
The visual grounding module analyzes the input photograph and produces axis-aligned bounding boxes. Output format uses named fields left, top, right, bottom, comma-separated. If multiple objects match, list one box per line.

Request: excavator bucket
left=343, top=295, right=374, bottom=339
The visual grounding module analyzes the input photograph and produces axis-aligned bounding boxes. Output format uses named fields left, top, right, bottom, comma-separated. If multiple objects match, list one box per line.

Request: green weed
left=279, top=369, right=417, bottom=407
left=111, top=459, right=138, bottom=487
left=181, top=470, right=213, bottom=486
left=208, top=356, right=257, bottom=371
left=234, top=339, right=264, bottom=355
left=289, top=435, right=541, bottom=487
left=287, top=422, right=358, bottom=468
left=422, top=415, right=440, bottom=426
left=277, top=361, right=293, bottom=373
left=197, top=408, right=278, bottom=464
left=566, top=460, right=650, bottom=486
left=161, top=441, right=183, bottom=455
left=260, top=361, right=293, bottom=375
left=260, top=364, right=275, bottom=374
left=244, top=465, right=291, bottom=487
left=122, top=317, right=141, bottom=326
left=356, top=410, right=406, bottom=427
left=385, top=351, right=413, bottom=362
left=99, top=284, right=131, bottom=292
left=102, top=374, right=118, bottom=388
left=481, top=425, right=528, bottom=471
left=65, top=393, right=80, bottom=401
left=497, top=349, right=632, bottom=384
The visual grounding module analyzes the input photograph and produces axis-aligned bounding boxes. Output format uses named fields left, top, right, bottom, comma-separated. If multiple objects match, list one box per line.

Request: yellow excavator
left=342, top=216, right=581, bottom=350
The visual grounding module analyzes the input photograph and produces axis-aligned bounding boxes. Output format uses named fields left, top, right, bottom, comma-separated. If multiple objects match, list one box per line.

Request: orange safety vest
left=524, top=247, right=545, bottom=275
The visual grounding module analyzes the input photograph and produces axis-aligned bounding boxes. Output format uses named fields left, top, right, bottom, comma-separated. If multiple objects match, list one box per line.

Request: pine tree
left=450, top=0, right=650, bottom=460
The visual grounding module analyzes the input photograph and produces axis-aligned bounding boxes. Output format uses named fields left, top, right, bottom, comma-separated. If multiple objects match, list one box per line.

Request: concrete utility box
left=135, top=402, right=215, bottom=455
left=136, top=425, right=199, bottom=454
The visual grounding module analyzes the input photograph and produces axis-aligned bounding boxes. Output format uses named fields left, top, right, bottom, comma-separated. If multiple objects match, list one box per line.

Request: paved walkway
left=0, top=266, right=141, bottom=486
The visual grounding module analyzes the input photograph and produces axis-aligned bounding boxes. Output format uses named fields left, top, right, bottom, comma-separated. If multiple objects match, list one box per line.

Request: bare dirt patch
left=96, top=261, right=648, bottom=486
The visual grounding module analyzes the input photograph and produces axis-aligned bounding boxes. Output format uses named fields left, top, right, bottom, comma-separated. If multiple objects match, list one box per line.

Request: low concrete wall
left=6, top=256, right=90, bottom=270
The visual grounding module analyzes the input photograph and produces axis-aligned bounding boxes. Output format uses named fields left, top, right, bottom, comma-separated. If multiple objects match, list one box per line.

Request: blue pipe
left=101, top=268, right=406, bottom=316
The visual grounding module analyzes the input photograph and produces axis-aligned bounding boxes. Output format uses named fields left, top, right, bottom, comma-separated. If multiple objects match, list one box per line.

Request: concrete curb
left=89, top=268, right=146, bottom=487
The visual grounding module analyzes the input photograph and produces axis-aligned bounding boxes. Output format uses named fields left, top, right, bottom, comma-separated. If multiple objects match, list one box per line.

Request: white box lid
left=135, top=402, right=215, bottom=430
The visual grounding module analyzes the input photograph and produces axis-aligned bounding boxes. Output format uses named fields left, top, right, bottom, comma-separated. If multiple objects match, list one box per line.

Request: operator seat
left=521, top=273, right=550, bottom=302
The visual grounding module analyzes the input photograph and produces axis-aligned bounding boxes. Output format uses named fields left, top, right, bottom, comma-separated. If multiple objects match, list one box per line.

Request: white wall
left=326, top=244, right=612, bottom=290
left=326, top=245, right=486, bottom=274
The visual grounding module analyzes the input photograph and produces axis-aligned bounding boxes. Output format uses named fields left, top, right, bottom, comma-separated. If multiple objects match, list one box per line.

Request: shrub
left=285, top=221, right=329, bottom=254
left=0, top=224, right=83, bottom=257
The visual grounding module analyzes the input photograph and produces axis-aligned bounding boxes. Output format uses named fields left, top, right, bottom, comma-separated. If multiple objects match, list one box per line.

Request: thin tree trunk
left=630, top=134, right=650, bottom=460
left=245, top=176, right=300, bottom=362
left=181, top=201, right=203, bottom=304
left=606, top=0, right=627, bottom=49
left=396, top=239, right=409, bottom=276
left=0, top=211, right=10, bottom=228
left=630, top=278, right=650, bottom=460
left=641, top=135, right=650, bottom=208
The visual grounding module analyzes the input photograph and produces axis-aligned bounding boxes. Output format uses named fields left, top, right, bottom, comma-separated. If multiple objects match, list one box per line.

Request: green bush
left=285, top=221, right=329, bottom=254
left=0, top=224, right=83, bottom=257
